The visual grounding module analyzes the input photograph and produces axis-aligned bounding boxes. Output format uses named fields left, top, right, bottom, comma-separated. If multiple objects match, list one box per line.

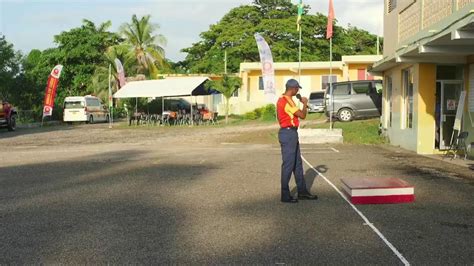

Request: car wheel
left=88, top=115, right=94, bottom=124
left=337, top=108, right=353, bottom=122
left=7, top=115, right=16, bottom=131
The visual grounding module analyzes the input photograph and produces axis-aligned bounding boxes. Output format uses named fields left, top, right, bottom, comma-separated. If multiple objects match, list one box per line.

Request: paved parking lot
left=1, top=124, right=473, bottom=264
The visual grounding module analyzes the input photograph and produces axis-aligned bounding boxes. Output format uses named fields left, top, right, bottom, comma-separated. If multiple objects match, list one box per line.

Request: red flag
left=326, top=0, right=335, bottom=39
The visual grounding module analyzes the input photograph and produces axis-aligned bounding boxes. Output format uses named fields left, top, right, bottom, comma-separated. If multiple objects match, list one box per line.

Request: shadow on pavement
left=0, top=149, right=216, bottom=264
left=291, top=165, right=328, bottom=195
left=0, top=124, right=73, bottom=139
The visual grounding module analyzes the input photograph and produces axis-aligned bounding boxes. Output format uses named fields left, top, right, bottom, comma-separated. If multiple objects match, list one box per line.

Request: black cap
left=286, top=79, right=302, bottom=89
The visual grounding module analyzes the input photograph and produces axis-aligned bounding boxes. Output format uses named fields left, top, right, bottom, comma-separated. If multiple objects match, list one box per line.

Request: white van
left=63, top=95, right=109, bottom=123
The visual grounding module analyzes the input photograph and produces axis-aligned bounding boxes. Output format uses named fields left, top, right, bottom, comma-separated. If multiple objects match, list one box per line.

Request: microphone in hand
left=296, top=93, right=308, bottom=105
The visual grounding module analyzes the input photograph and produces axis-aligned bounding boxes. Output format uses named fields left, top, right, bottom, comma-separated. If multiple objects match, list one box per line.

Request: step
left=298, top=128, right=343, bottom=144
left=341, top=177, right=415, bottom=204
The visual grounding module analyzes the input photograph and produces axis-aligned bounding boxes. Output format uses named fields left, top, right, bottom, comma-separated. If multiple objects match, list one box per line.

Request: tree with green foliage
left=119, top=15, right=167, bottom=79
left=54, top=19, right=121, bottom=97
left=6, top=19, right=121, bottom=120
left=206, top=75, right=242, bottom=124
left=0, top=35, right=21, bottom=100
left=181, top=0, right=380, bottom=73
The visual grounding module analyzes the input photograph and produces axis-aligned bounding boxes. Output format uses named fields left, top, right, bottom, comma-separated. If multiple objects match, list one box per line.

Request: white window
left=386, top=76, right=393, bottom=128
left=402, top=68, right=414, bottom=129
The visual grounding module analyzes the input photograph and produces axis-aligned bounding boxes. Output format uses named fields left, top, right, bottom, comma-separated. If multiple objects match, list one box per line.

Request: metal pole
left=108, top=64, right=112, bottom=128
left=298, top=25, right=302, bottom=82
left=190, top=95, right=193, bottom=126
left=329, top=37, right=333, bottom=130
left=224, top=50, right=227, bottom=75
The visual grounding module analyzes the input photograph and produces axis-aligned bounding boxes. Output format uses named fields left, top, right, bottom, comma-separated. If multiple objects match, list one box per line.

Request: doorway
left=435, top=80, right=463, bottom=150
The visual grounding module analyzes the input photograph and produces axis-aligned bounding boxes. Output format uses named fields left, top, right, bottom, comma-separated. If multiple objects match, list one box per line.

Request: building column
left=416, top=63, right=437, bottom=154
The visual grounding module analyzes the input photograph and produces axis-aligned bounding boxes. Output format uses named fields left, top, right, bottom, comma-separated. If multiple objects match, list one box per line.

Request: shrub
left=243, top=111, right=258, bottom=120
left=242, top=104, right=276, bottom=121
left=261, top=104, right=276, bottom=121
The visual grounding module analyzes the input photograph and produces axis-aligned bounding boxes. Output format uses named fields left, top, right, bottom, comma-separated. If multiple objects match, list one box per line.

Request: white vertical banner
left=254, top=33, right=276, bottom=103
left=114, top=58, right=126, bottom=88
left=469, top=65, right=474, bottom=125
left=453, top=91, right=466, bottom=131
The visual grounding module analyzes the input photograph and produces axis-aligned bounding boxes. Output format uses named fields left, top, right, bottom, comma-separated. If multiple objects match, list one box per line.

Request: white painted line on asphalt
left=301, top=155, right=410, bottom=266
left=271, top=147, right=338, bottom=152
left=297, top=151, right=336, bottom=154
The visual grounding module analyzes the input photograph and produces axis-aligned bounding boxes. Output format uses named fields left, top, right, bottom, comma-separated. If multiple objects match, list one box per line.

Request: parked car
left=63, top=95, right=109, bottom=124
left=0, top=99, right=17, bottom=131
left=308, top=91, right=325, bottom=113
left=325, top=80, right=382, bottom=122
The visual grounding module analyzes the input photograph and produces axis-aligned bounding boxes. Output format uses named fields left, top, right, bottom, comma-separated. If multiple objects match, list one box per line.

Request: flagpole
left=108, top=64, right=112, bottom=129
left=329, top=37, right=333, bottom=130
left=224, top=50, right=227, bottom=75
left=298, top=25, right=302, bottom=82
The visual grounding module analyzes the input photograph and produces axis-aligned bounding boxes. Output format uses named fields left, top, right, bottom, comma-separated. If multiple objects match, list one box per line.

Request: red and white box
left=341, top=177, right=415, bottom=204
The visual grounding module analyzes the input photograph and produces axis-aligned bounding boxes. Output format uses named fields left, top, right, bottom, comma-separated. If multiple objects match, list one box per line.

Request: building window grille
left=388, top=0, right=397, bottom=13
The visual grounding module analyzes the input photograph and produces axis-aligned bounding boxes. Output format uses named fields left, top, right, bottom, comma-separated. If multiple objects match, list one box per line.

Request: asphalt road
left=1, top=124, right=473, bottom=264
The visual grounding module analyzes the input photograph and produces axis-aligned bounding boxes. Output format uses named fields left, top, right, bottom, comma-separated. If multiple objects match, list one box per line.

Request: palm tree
left=206, top=75, right=242, bottom=124
left=91, top=45, right=134, bottom=101
left=119, top=15, right=167, bottom=79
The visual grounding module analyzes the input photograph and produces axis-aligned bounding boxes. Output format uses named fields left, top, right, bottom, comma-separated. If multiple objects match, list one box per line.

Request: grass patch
left=306, top=118, right=386, bottom=145
left=306, top=112, right=325, bottom=121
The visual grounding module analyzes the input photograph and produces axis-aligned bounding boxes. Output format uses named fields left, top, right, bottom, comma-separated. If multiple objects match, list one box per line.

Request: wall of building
left=464, top=60, right=474, bottom=158
left=383, top=0, right=399, bottom=57
left=416, top=63, right=437, bottom=154
left=347, top=63, right=383, bottom=81
left=383, top=63, right=419, bottom=151
left=222, top=68, right=346, bottom=115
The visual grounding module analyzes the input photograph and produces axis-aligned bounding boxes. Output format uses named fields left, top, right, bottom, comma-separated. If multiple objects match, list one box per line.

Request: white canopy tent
left=113, top=76, right=217, bottom=126
left=113, top=77, right=211, bottom=98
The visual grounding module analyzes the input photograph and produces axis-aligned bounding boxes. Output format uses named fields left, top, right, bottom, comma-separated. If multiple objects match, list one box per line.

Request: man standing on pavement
left=277, top=79, right=318, bottom=203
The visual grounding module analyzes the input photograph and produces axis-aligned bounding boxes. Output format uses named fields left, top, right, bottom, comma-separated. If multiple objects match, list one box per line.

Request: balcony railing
left=398, top=0, right=474, bottom=44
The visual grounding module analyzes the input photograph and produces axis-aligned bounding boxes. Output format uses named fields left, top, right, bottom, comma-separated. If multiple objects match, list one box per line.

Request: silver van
left=308, top=91, right=325, bottom=113
left=325, top=80, right=382, bottom=122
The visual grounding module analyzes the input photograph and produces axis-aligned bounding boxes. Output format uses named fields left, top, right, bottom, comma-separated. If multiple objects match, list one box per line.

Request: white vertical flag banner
left=453, top=91, right=466, bottom=131
left=254, top=33, right=276, bottom=103
left=114, top=58, right=126, bottom=88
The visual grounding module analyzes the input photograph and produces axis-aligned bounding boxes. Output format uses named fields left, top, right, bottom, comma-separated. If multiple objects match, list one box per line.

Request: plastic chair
left=450, top=131, right=469, bottom=160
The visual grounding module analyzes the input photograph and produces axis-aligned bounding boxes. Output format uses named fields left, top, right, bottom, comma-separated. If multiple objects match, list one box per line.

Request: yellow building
left=223, top=55, right=382, bottom=115
left=372, top=0, right=474, bottom=157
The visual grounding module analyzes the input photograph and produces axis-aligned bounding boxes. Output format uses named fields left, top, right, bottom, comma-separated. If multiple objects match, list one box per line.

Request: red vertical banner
left=326, top=0, right=335, bottom=39
left=42, top=65, right=63, bottom=118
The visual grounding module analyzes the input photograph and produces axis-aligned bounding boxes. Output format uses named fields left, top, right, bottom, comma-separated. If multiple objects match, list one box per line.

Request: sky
left=0, top=0, right=383, bottom=62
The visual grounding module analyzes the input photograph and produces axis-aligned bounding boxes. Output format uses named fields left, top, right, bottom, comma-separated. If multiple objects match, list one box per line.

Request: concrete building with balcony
left=222, top=55, right=382, bottom=115
left=372, top=0, right=474, bottom=157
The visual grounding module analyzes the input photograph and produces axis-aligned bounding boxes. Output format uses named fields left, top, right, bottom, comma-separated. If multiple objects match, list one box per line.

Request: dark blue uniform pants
left=278, top=128, right=308, bottom=200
